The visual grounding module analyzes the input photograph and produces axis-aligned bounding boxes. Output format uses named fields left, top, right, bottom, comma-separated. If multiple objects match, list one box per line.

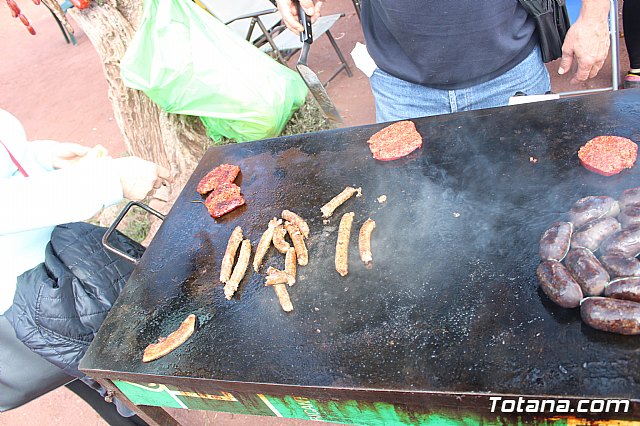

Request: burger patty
left=578, top=136, right=638, bottom=176
left=367, top=120, right=423, bottom=161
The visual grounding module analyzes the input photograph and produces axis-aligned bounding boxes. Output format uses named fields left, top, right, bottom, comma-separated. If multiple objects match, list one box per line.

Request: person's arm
left=0, top=156, right=172, bottom=235
left=558, top=0, right=611, bottom=83
left=275, top=0, right=324, bottom=34
left=0, top=158, right=123, bottom=234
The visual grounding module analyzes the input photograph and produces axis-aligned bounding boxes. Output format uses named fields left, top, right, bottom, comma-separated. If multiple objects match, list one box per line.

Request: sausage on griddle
left=580, top=297, right=640, bottom=335
left=220, top=226, right=243, bottom=284
left=224, top=239, right=251, bottom=300
left=564, top=248, right=609, bottom=296
left=619, top=187, right=640, bottom=208
left=571, top=217, right=620, bottom=252
left=537, top=260, right=584, bottom=308
left=600, top=223, right=640, bottom=257
left=265, top=266, right=290, bottom=286
left=143, top=314, right=197, bottom=362
left=599, top=253, right=640, bottom=278
left=618, top=204, right=640, bottom=228
left=272, top=223, right=291, bottom=254
left=253, top=218, right=280, bottom=272
left=273, top=284, right=293, bottom=312
left=282, top=210, right=309, bottom=238
left=285, top=247, right=297, bottom=286
left=605, top=277, right=640, bottom=302
left=284, top=222, right=308, bottom=266
left=335, top=212, right=355, bottom=277
left=358, top=218, right=376, bottom=267
left=321, top=187, right=361, bottom=218
left=539, top=221, right=573, bottom=261
left=568, top=196, right=619, bottom=228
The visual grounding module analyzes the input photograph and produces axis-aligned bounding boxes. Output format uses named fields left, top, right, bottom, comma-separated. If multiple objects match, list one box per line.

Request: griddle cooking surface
left=82, top=90, right=640, bottom=399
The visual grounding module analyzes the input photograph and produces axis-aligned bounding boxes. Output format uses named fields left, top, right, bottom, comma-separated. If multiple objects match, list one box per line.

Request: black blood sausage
left=537, top=260, right=584, bottom=308
left=618, top=204, right=640, bottom=228
left=568, top=196, right=620, bottom=228
left=580, top=297, right=640, bottom=335
left=600, top=223, right=640, bottom=257
left=599, top=253, right=640, bottom=278
left=571, top=217, right=621, bottom=252
left=539, top=222, right=573, bottom=261
left=605, top=277, right=640, bottom=302
left=619, top=187, right=640, bottom=208
left=564, top=248, right=609, bottom=296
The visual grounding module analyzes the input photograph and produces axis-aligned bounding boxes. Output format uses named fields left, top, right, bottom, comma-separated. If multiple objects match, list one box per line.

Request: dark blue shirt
left=361, top=0, right=538, bottom=89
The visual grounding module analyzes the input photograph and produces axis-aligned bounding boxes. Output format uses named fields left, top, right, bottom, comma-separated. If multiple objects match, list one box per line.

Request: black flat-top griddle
left=81, top=90, right=640, bottom=415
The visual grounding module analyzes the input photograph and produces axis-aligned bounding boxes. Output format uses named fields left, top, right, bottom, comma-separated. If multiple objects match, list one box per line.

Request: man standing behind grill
left=276, top=0, right=611, bottom=122
left=0, top=108, right=170, bottom=423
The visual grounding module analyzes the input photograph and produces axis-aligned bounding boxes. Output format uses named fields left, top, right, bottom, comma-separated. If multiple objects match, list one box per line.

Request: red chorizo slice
left=197, top=164, right=240, bottom=195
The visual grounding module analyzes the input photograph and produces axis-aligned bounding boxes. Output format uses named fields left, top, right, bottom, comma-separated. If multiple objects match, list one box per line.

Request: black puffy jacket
left=6, top=222, right=144, bottom=378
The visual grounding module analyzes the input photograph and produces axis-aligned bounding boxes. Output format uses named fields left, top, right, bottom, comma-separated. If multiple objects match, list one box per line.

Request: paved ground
left=0, top=0, right=631, bottom=425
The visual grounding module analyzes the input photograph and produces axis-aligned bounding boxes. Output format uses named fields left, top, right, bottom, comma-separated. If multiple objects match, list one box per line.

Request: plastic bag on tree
left=120, top=0, right=308, bottom=143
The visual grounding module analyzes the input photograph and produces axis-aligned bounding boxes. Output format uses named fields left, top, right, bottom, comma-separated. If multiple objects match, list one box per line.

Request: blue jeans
left=369, top=45, right=551, bottom=123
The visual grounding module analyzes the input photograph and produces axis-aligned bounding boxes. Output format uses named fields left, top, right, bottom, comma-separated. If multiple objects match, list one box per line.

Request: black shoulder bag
left=519, top=0, right=572, bottom=63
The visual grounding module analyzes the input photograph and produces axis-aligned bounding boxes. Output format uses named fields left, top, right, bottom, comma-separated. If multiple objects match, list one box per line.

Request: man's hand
left=112, top=157, right=172, bottom=201
left=51, top=143, right=91, bottom=169
left=558, top=0, right=610, bottom=84
left=275, top=0, right=324, bottom=34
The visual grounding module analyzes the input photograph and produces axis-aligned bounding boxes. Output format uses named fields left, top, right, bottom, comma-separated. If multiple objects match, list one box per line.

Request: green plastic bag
left=120, top=0, right=308, bottom=142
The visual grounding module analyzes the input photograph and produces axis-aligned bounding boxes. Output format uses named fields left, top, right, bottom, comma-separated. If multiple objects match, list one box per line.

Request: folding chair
left=196, top=0, right=352, bottom=86
left=558, top=0, right=620, bottom=96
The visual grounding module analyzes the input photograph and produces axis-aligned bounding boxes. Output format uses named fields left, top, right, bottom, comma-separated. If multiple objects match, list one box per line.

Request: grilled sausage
left=282, top=210, right=309, bottom=238
left=604, top=277, right=640, bottom=302
left=224, top=239, right=251, bottom=300
left=335, top=212, right=355, bottom=276
left=143, top=314, right=197, bottom=362
left=272, top=224, right=291, bottom=254
left=284, top=222, right=308, bottom=266
left=265, top=267, right=289, bottom=286
left=619, top=187, right=640, bottom=208
left=253, top=218, right=280, bottom=272
left=536, top=260, right=584, bottom=308
left=600, top=223, right=640, bottom=257
left=285, top=247, right=297, bottom=286
left=220, top=226, right=243, bottom=283
left=618, top=204, right=640, bottom=228
left=568, top=196, right=619, bottom=228
left=580, top=297, right=640, bottom=335
left=599, top=253, right=640, bottom=278
left=564, top=248, right=609, bottom=296
left=273, top=284, right=293, bottom=312
left=571, top=217, right=621, bottom=252
left=539, top=221, right=573, bottom=261
left=358, top=218, right=376, bottom=267
left=321, top=187, right=361, bottom=218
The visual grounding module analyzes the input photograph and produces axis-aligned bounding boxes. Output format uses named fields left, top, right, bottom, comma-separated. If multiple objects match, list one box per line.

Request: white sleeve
left=0, top=157, right=123, bottom=235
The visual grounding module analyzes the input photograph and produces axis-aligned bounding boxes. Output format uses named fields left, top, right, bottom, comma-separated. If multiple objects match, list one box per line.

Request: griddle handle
left=102, top=201, right=165, bottom=265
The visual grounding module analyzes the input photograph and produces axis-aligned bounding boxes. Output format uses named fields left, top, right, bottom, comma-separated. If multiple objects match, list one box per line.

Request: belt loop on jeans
left=448, top=90, right=458, bottom=113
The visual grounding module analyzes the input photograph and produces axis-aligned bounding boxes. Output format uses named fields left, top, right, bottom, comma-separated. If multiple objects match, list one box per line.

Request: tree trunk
left=69, top=3, right=209, bottom=192
left=70, top=1, right=211, bottom=239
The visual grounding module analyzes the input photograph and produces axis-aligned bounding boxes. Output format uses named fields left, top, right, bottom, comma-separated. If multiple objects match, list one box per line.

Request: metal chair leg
left=326, top=30, right=353, bottom=77
left=610, top=0, right=620, bottom=90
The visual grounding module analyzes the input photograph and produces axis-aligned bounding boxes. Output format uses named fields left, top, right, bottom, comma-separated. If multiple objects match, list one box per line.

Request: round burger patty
left=578, top=136, right=638, bottom=176
left=367, top=120, right=423, bottom=161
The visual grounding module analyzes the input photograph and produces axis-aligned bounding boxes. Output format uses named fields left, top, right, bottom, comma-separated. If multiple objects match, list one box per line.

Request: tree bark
left=70, top=1, right=211, bottom=238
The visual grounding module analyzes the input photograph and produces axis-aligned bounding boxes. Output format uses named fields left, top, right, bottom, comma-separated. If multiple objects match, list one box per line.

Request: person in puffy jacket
left=0, top=108, right=170, bottom=421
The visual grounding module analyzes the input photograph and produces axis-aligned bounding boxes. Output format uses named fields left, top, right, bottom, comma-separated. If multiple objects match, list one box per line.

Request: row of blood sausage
left=537, top=187, right=640, bottom=335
